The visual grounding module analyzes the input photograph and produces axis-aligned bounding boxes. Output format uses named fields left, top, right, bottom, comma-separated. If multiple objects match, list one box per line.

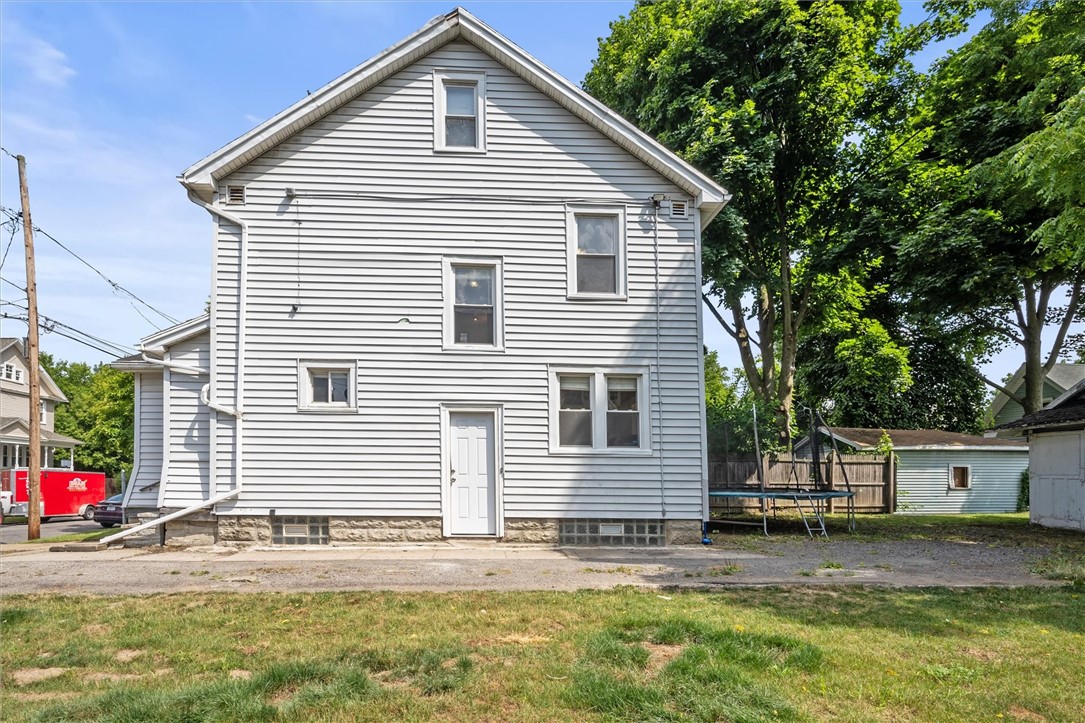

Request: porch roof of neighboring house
left=988, top=363, right=1085, bottom=419
left=0, top=416, right=82, bottom=448
left=799, top=427, right=1027, bottom=453
left=992, top=379, right=1085, bottom=433
left=177, top=7, right=730, bottom=222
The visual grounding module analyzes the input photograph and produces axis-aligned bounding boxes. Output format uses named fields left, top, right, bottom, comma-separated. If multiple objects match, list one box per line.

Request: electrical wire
left=0, top=216, right=18, bottom=270
left=0, top=279, right=137, bottom=356
left=1, top=313, right=130, bottom=358
left=0, top=205, right=178, bottom=326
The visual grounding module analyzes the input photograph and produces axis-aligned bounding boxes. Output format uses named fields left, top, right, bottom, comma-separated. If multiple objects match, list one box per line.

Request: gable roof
left=0, top=337, right=69, bottom=403
left=178, top=7, right=730, bottom=221
left=988, top=363, right=1085, bottom=418
left=994, top=379, right=1085, bottom=432
left=138, top=314, right=210, bottom=354
left=802, top=427, right=1026, bottom=451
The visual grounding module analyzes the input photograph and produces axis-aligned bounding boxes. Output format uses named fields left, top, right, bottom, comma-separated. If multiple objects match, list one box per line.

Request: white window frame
left=298, top=360, right=359, bottom=413
left=442, top=256, right=504, bottom=352
left=948, top=464, right=972, bottom=491
left=3, top=363, right=23, bottom=383
left=566, top=205, right=628, bottom=300
left=433, top=70, right=487, bottom=154
left=548, top=366, right=651, bottom=454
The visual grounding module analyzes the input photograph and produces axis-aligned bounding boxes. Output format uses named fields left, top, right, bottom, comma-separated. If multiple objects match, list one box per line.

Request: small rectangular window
left=558, top=375, right=593, bottom=447
left=950, top=466, right=971, bottom=490
left=453, top=265, right=494, bottom=345
left=606, top=376, right=639, bottom=448
left=443, top=257, right=503, bottom=351
left=567, top=206, right=626, bottom=299
left=298, top=361, right=357, bottom=412
left=434, top=71, right=486, bottom=153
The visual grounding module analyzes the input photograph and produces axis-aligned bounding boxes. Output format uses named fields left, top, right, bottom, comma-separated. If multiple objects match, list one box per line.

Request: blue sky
left=0, top=1, right=1063, bottom=388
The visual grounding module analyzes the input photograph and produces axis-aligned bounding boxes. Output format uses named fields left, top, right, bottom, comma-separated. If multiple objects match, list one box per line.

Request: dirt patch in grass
left=962, top=647, right=1000, bottom=662
left=228, top=669, right=252, bottom=680
left=80, top=624, right=110, bottom=636
left=642, top=642, right=685, bottom=677
left=114, top=648, right=143, bottom=663
left=8, top=691, right=79, bottom=702
left=10, top=667, right=67, bottom=686
left=1008, top=705, right=1047, bottom=722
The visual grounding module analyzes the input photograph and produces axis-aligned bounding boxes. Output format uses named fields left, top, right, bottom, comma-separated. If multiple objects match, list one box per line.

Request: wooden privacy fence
left=708, top=453, right=894, bottom=514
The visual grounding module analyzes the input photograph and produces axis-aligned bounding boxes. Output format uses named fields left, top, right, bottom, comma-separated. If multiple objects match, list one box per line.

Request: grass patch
left=26, top=529, right=114, bottom=544
left=1, top=588, right=1083, bottom=721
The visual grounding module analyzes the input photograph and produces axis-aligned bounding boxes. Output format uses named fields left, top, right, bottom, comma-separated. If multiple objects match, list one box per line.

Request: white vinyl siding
left=209, top=40, right=704, bottom=521
left=895, top=450, right=1029, bottom=514
left=161, top=332, right=211, bottom=508
left=126, top=371, right=163, bottom=510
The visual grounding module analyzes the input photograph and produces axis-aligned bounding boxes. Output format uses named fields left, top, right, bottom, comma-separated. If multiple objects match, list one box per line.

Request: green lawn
left=3, top=587, right=1083, bottom=722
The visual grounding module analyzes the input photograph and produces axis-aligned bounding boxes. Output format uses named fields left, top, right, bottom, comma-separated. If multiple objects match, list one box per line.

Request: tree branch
left=972, top=368, right=1027, bottom=407
left=1044, top=275, right=1084, bottom=371
left=702, top=293, right=739, bottom=340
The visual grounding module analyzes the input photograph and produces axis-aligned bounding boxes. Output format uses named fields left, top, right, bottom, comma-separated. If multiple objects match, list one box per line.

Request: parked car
left=93, top=494, right=125, bottom=527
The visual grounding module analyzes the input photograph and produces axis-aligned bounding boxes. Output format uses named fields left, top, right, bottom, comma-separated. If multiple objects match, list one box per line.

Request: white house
left=988, top=363, right=1085, bottom=429
left=111, top=8, right=729, bottom=547
left=794, top=427, right=1029, bottom=514
left=1, top=337, right=81, bottom=470
left=995, top=381, right=1085, bottom=532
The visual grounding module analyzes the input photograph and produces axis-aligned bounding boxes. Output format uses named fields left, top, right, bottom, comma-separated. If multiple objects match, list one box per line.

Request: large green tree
left=585, top=0, right=918, bottom=441
left=41, top=352, right=134, bottom=479
left=897, top=0, right=1085, bottom=415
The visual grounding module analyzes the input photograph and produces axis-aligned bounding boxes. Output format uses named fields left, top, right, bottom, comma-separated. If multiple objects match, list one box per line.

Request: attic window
left=225, top=186, right=246, bottom=205
left=434, top=70, right=487, bottom=153
left=670, top=200, right=688, bottom=219
left=3, top=364, right=23, bottom=383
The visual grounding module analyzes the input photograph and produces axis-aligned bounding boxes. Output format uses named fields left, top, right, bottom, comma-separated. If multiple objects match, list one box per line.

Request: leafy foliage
left=41, top=351, right=133, bottom=478
left=586, top=0, right=916, bottom=441
left=705, top=350, right=784, bottom=455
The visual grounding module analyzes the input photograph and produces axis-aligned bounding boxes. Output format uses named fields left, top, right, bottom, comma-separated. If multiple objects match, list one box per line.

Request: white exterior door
left=449, top=412, right=496, bottom=535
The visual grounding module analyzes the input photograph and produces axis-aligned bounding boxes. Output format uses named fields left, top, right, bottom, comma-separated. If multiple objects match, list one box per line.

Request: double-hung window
left=434, top=70, right=486, bottom=152
left=298, top=361, right=357, bottom=412
left=550, top=368, right=648, bottom=452
left=443, top=257, right=503, bottom=351
left=566, top=206, right=626, bottom=299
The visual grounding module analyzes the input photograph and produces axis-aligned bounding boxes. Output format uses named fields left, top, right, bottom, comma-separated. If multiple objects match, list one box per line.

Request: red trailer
left=0, top=469, right=107, bottom=521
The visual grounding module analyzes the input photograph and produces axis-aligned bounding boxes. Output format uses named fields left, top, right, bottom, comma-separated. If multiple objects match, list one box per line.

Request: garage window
left=949, top=465, right=971, bottom=490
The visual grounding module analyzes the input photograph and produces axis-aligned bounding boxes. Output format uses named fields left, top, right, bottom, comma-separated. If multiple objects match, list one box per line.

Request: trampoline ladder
left=796, top=497, right=828, bottom=539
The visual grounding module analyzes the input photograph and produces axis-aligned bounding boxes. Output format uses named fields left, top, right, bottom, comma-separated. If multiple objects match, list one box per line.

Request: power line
left=0, top=205, right=179, bottom=326
left=2, top=313, right=128, bottom=358
left=0, top=215, right=17, bottom=270
left=0, top=279, right=137, bottom=356
left=0, top=146, right=17, bottom=161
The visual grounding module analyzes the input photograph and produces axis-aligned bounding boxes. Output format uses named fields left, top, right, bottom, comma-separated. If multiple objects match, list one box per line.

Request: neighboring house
left=112, top=8, right=729, bottom=547
left=994, top=380, right=1085, bottom=532
left=0, top=337, right=81, bottom=469
left=794, top=428, right=1028, bottom=514
left=988, top=363, right=1085, bottom=428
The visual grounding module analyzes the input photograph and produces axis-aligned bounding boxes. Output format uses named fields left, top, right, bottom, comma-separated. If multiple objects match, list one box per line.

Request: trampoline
left=708, top=489, right=855, bottom=538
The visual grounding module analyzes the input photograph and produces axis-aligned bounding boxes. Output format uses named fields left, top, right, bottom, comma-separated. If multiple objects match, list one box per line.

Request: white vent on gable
left=225, top=185, right=246, bottom=205
left=670, top=200, right=688, bottom=219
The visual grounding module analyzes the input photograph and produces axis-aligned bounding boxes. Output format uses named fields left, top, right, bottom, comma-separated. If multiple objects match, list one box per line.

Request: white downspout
left=101, top=190, right=248, bottom=546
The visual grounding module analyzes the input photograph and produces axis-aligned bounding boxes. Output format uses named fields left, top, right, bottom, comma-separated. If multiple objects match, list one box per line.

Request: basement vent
left=271, top=515, right=329, bottom=545
left=598, top=523, right=624, bottom=536
left=225, top=185, right=246, bottom=205
left=670, top=200, right=688, bottom=219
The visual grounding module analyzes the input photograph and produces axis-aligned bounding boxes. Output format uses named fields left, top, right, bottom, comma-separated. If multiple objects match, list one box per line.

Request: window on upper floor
left=443, top=257, right=504, bottom=351
left=566, top=206, right=627, bottom=299
left=40, top=401, right=46, bottom=424
left=549, top=368, right=649, bottom=453
left=434, top=70, right=487, bottom=153
left=298, top=361, right=357, bottom=412
left=3, top=363, right=24, bottom=383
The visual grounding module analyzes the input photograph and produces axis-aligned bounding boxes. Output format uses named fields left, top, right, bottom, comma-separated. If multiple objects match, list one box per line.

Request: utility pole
left=17, top=154, right=42, bottom=541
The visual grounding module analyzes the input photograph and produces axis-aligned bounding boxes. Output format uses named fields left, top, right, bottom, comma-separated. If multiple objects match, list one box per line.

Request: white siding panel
left=1029, top=430, right=1085, bottom=531
left=896, top=450, right=1029, bottom=514
left=162, top=332, right=211, bottom=507
left=127, top=372, right=163, bottom=510
left=212, top=41, right=705, bottom=522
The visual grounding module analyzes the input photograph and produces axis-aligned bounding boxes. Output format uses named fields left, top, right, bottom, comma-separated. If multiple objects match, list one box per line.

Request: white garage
left=996, top=380, right=1085, bottom=532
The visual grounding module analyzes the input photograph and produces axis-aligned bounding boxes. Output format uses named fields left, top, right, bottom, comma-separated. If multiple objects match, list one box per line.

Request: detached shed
left=994, top=380, right=1085, bottom=532
left=795, top=428, right=1029, bottom=514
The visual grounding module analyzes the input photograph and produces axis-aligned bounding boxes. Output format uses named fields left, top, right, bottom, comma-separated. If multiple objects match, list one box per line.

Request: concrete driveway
left=0, top=536, right=1059, bottom=594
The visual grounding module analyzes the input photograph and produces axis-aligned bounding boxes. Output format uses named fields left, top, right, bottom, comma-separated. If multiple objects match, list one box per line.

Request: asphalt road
left=0, top=517, right=102, bottom=545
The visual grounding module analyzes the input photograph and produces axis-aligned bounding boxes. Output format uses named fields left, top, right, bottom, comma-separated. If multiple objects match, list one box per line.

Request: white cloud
left=3, top=26, right=76, bottom=88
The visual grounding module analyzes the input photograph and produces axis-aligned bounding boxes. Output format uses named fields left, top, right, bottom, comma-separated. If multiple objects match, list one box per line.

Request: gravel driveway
left=0, top=536, right=1058, bottom=595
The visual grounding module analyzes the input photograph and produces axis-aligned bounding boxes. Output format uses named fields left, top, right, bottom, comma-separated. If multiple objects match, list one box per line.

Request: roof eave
left=139, top=314, right=211, bottom=353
